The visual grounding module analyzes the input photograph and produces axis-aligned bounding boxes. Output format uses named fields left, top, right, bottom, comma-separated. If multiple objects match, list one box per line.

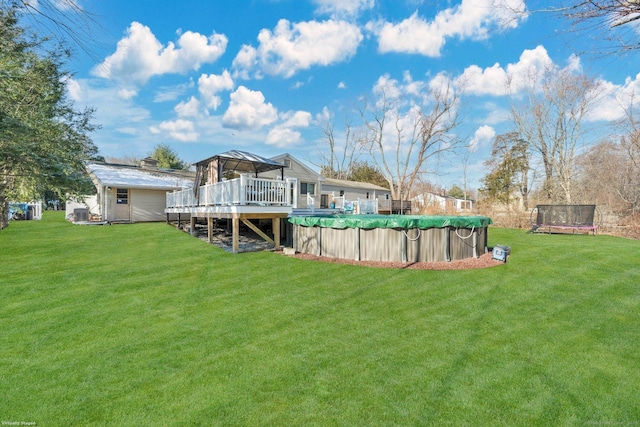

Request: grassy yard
left=1, top=212, right=639, bottom=426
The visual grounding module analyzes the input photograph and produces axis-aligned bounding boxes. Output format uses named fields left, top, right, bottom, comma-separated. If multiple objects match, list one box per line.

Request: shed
left=81, top=162, right=194, bottom=223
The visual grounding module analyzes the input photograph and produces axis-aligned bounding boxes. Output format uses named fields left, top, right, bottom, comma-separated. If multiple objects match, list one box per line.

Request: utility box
left=74, top=208, right=89, bottom=222
left=492, top=245, right=511, bottom=262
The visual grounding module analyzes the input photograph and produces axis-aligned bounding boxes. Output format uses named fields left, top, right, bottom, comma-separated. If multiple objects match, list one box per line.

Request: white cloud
left=468, top=125, right=496, bottom=152
left=373, top=74, right=402, bottom=106
left=266, top=111, right=312, bottom=148
left=92, top=22, right=227, bottom=85
left=174, top=96, right=203, bottom=118
left=149, top=119, right=199, bottom=142
left=231, top=45, right=259, bottom=80
left=338, top=81, right=347, bottom=89
left=479, top=102, right=511, bottom=125
left=198, top=70, right=234, bottom=111
left=66, top=78, right=151, bottom=128
left=456, top=63, right=508, bottom=96
left=403, top=70, right=426, bottom=97
left=222, top=86, right=278, bottom=130
left=281, top=110, right=312, bottom=128
left=65, top=77, right=82, bottom=102
left=266, top=127, right=303, bottom=147
left=369, top=0, right=526, bottom=57
left=117, top=88, right=138, bottom=100
left=233, top=19, right=363, bottom=78
left=370, top=12, right=445, bottom=57
left=589, top=73, right=640, bottom=122
left=457, top=45, right=553, bottom=96
left=312, top=0, right=374, bottom=19
left=153, top=81, right=194, bottom=103
left=316, top=106, right=332, bottom=123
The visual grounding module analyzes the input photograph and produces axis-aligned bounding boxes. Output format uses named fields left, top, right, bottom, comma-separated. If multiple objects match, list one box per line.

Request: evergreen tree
left=1, top=6, right=98, bottom=228
left=149, top=144, right=188, bottom=170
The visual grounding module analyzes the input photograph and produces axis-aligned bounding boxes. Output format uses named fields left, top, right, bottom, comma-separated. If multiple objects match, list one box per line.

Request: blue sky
left=53, top=0, right=640, bottom=190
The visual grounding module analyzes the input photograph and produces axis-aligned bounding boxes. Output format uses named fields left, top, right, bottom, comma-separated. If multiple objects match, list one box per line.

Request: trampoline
left=531, top=205, right=600, bottom=235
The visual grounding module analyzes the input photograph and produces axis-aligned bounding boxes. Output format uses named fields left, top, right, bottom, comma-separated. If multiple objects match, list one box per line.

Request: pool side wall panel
left=360, top=228, right=404, bottom=262
left=292, top=224, right=489, bottom=262
left=407, top=227, right=446, bottom=262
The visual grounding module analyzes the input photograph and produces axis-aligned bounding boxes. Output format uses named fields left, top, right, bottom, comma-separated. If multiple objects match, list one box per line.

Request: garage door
left=131, top=190, right=167, bottom=222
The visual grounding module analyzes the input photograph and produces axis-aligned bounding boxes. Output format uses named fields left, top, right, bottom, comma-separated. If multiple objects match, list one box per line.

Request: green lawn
left=1, top=212, right=639, bottom=426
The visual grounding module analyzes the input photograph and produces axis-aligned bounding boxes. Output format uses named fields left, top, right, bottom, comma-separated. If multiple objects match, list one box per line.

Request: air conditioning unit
left=74, top=208, right=89, bottom=222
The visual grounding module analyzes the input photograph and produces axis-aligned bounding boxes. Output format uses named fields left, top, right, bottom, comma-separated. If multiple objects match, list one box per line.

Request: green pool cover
left=288, top=214, right=493, bottom=230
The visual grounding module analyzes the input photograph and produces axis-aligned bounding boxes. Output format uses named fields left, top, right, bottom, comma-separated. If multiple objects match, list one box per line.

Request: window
left=116, top=188, right=128, bottom=205
left=366, top=192, right=370, bottom=199
left=339, top=190, right=344, bottom=196
left=300, top=182, right=315, bottom=195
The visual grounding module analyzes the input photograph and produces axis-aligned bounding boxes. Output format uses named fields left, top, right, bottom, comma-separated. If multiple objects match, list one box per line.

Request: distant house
left=322, top=178, right=391, bottom=213
left=66, top=158, right=194, bottom=223
left=413, top=191, right=475, bottom=213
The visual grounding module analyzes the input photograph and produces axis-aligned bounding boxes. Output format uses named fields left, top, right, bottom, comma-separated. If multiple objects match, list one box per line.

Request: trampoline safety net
left=534, top=204, right=596, bottom=227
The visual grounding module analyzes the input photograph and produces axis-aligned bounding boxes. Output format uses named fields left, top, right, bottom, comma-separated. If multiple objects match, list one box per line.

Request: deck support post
left=190, top=216, right=196, bottom=236
left=272, top=217, right=281, bottom=249
left=232, top=217, right=240, bottom=254
left=207, top=217, right=213, bottom=244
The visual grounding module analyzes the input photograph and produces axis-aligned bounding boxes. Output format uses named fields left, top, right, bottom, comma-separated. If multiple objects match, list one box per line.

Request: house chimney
left=140, top=157, right=158, bottom=169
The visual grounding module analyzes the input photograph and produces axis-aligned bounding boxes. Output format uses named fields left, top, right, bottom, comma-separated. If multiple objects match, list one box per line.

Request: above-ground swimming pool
left=288, top=214, right=493, bottom=263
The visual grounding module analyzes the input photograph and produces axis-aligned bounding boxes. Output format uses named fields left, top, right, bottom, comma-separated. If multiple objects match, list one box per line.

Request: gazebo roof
left=195, top=150, right=285, bottom=175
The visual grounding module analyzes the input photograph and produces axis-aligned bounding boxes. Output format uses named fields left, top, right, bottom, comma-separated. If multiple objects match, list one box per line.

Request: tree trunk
left=0, top=195, right=9, bottom=230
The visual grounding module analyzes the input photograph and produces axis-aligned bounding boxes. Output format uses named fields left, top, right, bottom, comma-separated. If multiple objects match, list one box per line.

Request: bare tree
left=359, top=76, right=463, bottom=201
left=315, top=113, right=363, bottom=180
left=500, top=1, right=640, bottom=55
left=508, top=66, right=603, bottom=203
left=616, top=98, right=640, bottom=216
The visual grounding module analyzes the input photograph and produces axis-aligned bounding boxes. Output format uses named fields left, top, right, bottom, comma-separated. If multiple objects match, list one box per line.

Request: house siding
left=265, top=154, right=324, bottom=209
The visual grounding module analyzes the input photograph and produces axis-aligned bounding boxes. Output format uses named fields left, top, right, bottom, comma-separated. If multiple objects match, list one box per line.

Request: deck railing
left=167, top=176, right=298, bottom=208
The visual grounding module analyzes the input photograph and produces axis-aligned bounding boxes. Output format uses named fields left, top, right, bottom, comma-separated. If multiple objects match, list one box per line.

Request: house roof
left=87, top=162, right=194, bottom=190
left=323, top=177, right=390, bottom=192
left=195, top=150, right=285, bottom=175
left=413, top=192, right=475, bottom=203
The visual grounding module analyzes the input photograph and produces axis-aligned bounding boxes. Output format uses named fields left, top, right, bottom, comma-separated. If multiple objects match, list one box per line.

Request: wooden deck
left=165, top=176, right=297, bottom=253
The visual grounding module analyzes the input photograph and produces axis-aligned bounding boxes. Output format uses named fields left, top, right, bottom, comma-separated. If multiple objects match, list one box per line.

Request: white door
left=113, top=188, right=130, bottom=221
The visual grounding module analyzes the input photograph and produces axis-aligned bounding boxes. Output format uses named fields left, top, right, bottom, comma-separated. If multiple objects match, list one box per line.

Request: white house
left=67, top=158, right=193, bottom=223
left=321, top=178, right=392, bottom=213
left=413, top=192, right=475, bottom=213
